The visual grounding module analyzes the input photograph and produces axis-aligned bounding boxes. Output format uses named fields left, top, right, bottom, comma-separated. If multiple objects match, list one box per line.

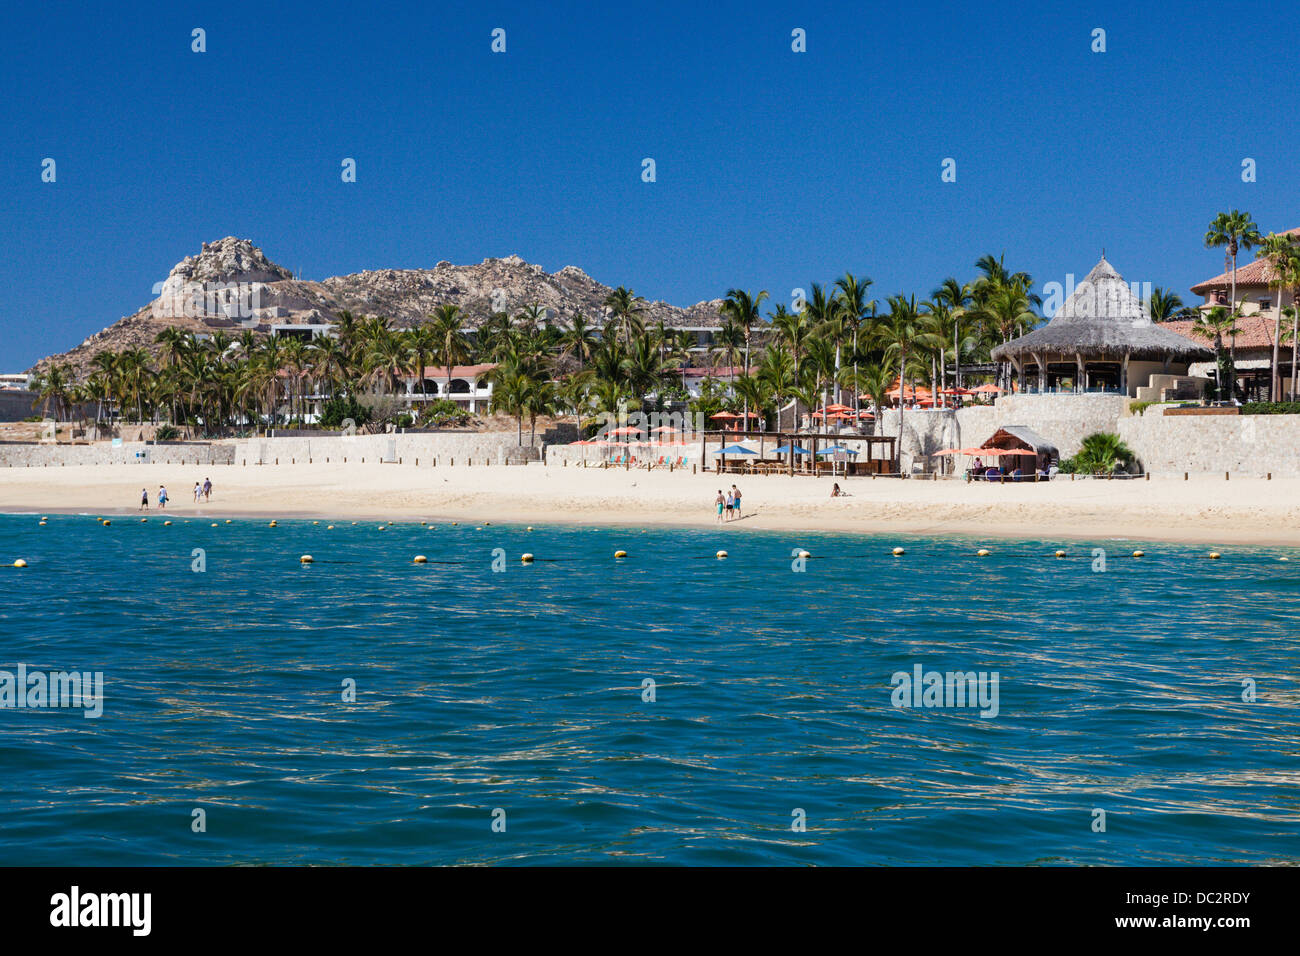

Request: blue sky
left=3, top=0, right=1298, bottom=369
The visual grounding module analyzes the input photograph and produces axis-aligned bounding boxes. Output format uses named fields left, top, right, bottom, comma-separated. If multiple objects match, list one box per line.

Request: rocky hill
left=31, top=238, right=726, bottom=376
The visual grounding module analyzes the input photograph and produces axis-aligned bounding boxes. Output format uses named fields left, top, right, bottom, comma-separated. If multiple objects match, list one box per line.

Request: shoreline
left=2, top=461, right=1299, bottom=547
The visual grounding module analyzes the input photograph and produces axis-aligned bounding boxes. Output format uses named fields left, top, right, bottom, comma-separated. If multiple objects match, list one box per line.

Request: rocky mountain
left=31, top=237, right=726, bottom=375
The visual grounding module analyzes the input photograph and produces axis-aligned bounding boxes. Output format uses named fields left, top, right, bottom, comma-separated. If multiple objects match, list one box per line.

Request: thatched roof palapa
left=991, top=257, right=1212, bottom=363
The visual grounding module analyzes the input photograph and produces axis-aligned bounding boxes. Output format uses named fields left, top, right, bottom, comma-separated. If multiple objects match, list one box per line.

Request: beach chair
left=1010, top=468, right=1024, bottom=482
left=984, top=467, right=1002, bottom=482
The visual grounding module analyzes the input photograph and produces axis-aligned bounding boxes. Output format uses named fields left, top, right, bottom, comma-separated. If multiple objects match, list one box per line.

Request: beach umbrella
left=771, top=444, right=811, bottom=455
left=606, top=426, right=644, bottom=436
left=713, top=444, right=757, bottom=455
left=816, top=445, right=860, bottom=456
left=969, top=384, right=1003, bottom=394
left=709, top=411, right=739, bottom=419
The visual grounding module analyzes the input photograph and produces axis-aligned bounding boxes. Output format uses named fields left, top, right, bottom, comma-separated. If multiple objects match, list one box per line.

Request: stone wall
left=1117, top=414, right=1300, bottom=477
left=0, top=431, right=537, bottom=468
left=229, top=432, right=537, bottom=465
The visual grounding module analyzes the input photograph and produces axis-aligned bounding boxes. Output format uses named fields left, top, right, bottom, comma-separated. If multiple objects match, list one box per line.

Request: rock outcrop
left=31, top=238, right=726, bottom=375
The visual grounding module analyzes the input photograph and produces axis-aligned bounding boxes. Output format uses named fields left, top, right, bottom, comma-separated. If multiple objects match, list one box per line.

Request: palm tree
left=428, top=304, right=471, bottom=404
left=559, top=311, right=598, bottom=369
left=932, top=277, right=972, bottom=390
left=1255, top=232, right=1300, bottom=399
left=603, top=286, right=646, bottom=349
left=1144, top=287, right=1184, bottom=323
left=854, top=361, right=896, bottom=436
left=407, top=324, right=440, bottom=399
left=880, top=295, right=936, bottom=466
left=1205, top=210, right=1261, bottom=364
left=1191, top=305, right=1240, bottom=400
left=720, top=288, right=770, bottom=426
left=834, top=274, right=875, bottom=418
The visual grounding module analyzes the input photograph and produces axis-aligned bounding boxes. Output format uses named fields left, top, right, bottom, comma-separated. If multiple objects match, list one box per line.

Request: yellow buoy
left=211, top=523, right=218, bottom=527
left=268, top=521, right=277, bottom=527
left=977, top=549, right=991, bottom=557
left=140, top=517, right=147, bottom=522
left=892, top=547, right=905, bottom=556
left=164, top=520, right=172, bottom=526
left=614, top=550, right=627, bottom=559
left=377, top=525, right=385, bottom=531
left=716, top=550, right=728, bottom=559
left=299, top=555, right=313, bottom=564
left=1132, top=550, right=1145, bottom=558
left=521, top=553, right=534, bottom=563
left=327, top=525, right=334, bottom=529
left=225, top=519, right=232, bottom=524
left=451, top=521, right=458, bottom=526
left=1280, top=557, right=1290, bottom=562
left=1209, top=552, right=1221, bottom=560
left=102, top=520, right=111, bottom=526
left=413, top=555, right=427, bottom=563
left=312, top=520, right=319, bottom=525
left=527, top=526, right=533, bottom=532
left=41, top=517, right=48, bottom=521
left=797, top=550, right=811, bottom=559
left=12, top=559, right=27, bottom=568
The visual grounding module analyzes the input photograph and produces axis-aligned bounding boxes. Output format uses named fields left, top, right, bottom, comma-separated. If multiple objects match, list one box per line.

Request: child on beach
left=714, top=490, right=725, bottom=523
left=139, top=488, right=149, bottom=511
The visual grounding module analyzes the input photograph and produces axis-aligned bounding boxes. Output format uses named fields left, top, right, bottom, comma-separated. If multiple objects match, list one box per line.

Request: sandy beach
left=1, top=461, right=1297, bottom=546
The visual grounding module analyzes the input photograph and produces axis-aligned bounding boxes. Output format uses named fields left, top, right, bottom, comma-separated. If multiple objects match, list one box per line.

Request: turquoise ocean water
left=0, top=513, right=1297, bottom=865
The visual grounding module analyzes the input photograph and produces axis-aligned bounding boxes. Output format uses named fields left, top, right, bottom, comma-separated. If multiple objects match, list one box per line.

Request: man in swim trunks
left=140, top=488, right=149, bottom=510
left=715, top=490, right=725, bottom=524
left=731, top=484, right=742, bottom=518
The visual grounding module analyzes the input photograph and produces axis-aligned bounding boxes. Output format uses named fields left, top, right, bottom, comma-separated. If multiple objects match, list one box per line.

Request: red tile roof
left=419, top=363, right=498, bottom=378
left=1159, top=314, right=1281, bottom=350
left=1191, top=227, right=1300, bottom=293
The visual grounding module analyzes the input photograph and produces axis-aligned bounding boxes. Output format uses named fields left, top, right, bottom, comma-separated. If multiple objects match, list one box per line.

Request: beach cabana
left=978, top=426, right=1059, bottom=475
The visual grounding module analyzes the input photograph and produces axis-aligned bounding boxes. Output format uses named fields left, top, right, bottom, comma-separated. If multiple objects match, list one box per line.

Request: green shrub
left=419, top=399, right=471, bottom=427
left=319, top=394, right=371, bottom=429
left=155, top=424, right=180, bottom=442
left=1241, top=402, right=1300, bottom=415
left=1128, top=401, right=1155, bottom=417
left=1072, top=432, right=1136, bottom=475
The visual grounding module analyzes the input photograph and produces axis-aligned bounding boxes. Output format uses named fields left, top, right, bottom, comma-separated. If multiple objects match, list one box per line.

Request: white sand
left=2, top=460, right=1298, bottom=546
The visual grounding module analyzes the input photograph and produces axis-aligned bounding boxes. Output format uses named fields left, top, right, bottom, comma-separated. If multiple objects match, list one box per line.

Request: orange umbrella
left=969, top=384, right=1003, bottom=394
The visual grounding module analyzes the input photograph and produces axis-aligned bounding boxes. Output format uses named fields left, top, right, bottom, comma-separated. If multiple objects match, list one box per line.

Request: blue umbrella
left=816, top=445, right=860, bottom=456
left=713, top=444, right=758, bottom=455
left=771, top=444, right=811, bottom=455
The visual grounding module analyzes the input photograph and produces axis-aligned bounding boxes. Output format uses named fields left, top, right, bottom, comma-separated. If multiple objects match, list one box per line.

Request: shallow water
left=1, top=513, right=1298, bottom=865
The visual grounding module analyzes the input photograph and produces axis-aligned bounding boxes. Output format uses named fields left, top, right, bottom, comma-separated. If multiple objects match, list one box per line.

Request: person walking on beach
left=203, top=477, right=212, bottom=501
left=158, top=485, right=168, bottom=510
left=714, top=490, right=725, bottom=524
left=139, top=488, right=149, bottom=511
left=731, top=484, right=742, bottom=519
left=725, top=490, right=734, bottom=521
left=193, top=481, right=202, bottom=503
